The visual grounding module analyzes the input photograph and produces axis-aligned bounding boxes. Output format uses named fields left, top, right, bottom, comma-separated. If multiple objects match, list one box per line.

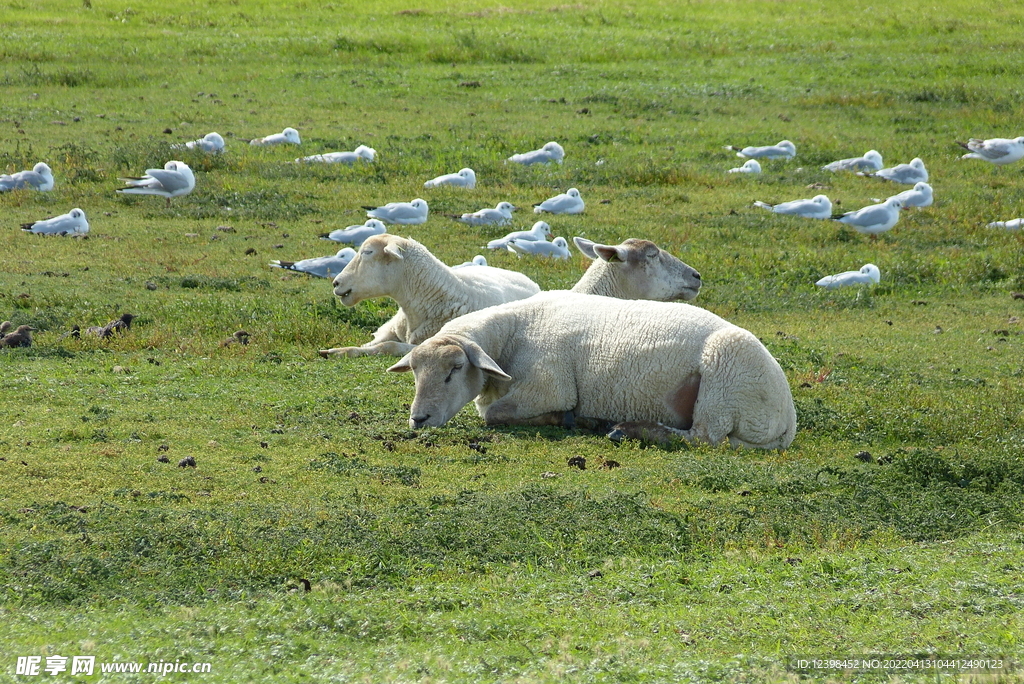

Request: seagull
left=249, top=127, right=301, bottom=146
left=451, top=202, right=516, bottom=226
left=363, top=198, right=429, bottom=225
left=296, top=145, right=375, bottom=164
left=118, top=161, right=195, bottom=207
left=728, top=159, right=762, bottom=174
left=0, top=325, right=35, bottom=348
left=424, top=168, right=476, bottom=189
left=174, top=132, right=225, bottom=153
left=753, top=195, right=832, bottom=219
left=886, top=182, right=933, bottom=208
left=859, top=158, right=928, bottom=184
left=269, top=248, right=357, bottom=279
left=507, top=236, right=570, bottom=259
left=486, top=221, right=552, bottom=250
left=534, top=188, right=584, bottom=214
left=987, top=218, right=1023, bottom=230
left=453, top=255, right=488, bottom=269
left=724, top=140, right=796, bottom=159
left=957, top=137, right=1024, bottom=166
left=21, top=208, right=89, bottom=235
left=320, top=219, right=387, bottom=245
left=0, top=321, right=11, bottom=335
left=822, top=150, right=883, bottom=172
left=816, top=264, right=881, bottom=289
left=0, top=162, right=54, bottom=192
left=508, top=141, right=565, bottom=165
left=833, top=197, right=903, bottom=236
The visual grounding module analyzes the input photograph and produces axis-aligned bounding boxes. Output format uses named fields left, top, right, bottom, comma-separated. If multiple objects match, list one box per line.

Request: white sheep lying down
left=571, top=237, right=702, bottom=301
left=319, top=235, right=540, bottom=358
left=388, top=292, right=796, bottom=450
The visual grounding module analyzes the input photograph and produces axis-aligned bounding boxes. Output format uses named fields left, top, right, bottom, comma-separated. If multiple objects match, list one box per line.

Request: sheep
left=387, top=291, right=796, bottom=450
left=570, top=238, right=702, bottom=301
left=318, top=234, right=541, bottom=358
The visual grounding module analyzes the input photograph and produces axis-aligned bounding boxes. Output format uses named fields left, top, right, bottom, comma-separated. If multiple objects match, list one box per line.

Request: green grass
left=1, top=0, right=1024, bottom=681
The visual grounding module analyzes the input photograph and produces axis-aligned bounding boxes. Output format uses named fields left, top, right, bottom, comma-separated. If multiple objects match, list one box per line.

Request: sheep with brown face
left=319, top=235, right=541, bottom=358
left=388, top=292, right=796, bottom=450
left=571, top=238, right=702, bottom=301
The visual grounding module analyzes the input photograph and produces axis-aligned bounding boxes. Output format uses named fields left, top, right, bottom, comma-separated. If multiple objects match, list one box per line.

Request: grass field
left=2, top=0, right=1024, bottom=681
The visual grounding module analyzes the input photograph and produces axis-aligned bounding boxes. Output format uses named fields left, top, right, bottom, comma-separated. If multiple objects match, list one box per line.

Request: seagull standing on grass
left=728, top=160, right=762, bottom=174
left=249, top=127, right=301, bottom=146
left=486, top=221, right=552, bottom=250
left=957, top=137, right=1024, bottom=166
left=724, top=140, right=796, bottom=159
left=508, top=142, right=565, bottom=165
left=0, top=162, right=54, bottom=192
left=21, top=208, right=89, bottom=235
left=816, top=264, right=881, bottom=289
left=859, top=158, right=928, bottom=184
left=0, top=325, right=35, bottom=348
left=833, top=197, right=903, bottom=237
left=822, top=150, right=883, bottom=172
left=508, top=236, right=570, bottom=259
left=452, top=202, right=516, bottom=226
left=320, top=219, right=387, bottom=246
left=296, top=145, right=375, bottom=164
left=423, top=168, right=476, bottom=189
left=534, top=188, right=584, bottom=214
left=269, top=248, right=357, bottom=279
left=118, top=161, right=195, bottom=207
left=754, top=195, right=833, bottom=219
left=363, top=199, right=429, bottom=225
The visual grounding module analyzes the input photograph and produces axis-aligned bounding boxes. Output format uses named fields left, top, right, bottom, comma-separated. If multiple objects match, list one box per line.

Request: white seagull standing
left=816, top=264, right=881, bottom=289
left=507, top=236, right=570, bottom=259
left=363, top=198, right=429, bottom=225
left=486, top=221, right=552, bottom=250
left=987, top=219, right=1023, bottom=230
left=508, top=142, right=565, bottom=165
left=833, top=197, right=903, bottom=237
left=21, top=208, right=89, bottom=236
left=957, top=137, right=1024, bottom=166
left=887, top=182, right=933, bottom=208
left=250, top=127, right=301, bottom=146
left=534, top=188, right=584, bottom=214
left=423, top=168, right=476, bottom=189
left=296, top=145, right=376, bottom=164
left=822, top=150, right=883, bottom=172
left=320, top=219, right=387, bottom=246
left=269, top=248, right=356, bottom=279
left=0, top=162, right=54, bottom=192
left=175, top=132, right=225, bottom=153
left=728, top=160, right=762, bottom=174
left=753, top=194, right=832, bottom=219
left=725, top=140, right=796, bottom=159
left=117, top=161, right=195, bottom=207
left=859, top=158, right=928, bottom=184
left=453, top=202, right=516, bottom=226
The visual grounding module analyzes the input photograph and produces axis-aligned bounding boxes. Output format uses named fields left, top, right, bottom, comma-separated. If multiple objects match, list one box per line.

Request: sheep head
left=388, top=334, right=510, bottom=429
left=331, top=234, right=406, bottom=306
left=572, top=237, right=702, bottom=301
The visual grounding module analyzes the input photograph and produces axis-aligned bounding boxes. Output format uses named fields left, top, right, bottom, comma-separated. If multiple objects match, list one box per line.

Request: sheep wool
left=389, top=292, right=796, bottom=450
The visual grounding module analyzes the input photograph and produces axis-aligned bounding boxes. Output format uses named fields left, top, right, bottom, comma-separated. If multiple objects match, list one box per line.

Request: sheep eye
left=444, top=365, right=463, bottom=383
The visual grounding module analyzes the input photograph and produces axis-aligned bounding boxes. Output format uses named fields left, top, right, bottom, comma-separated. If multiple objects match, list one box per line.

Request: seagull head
left=355, top=145, right=376, bottom=161
left=864, top=150, right=882, bottom=166
left=566, top=188, right=580, bottom=198
left=552, top=237, right=568, bottom=248
left=533, top=220, right=552, bottom=236
left=543, top=141, right=565, bottom=160
left=496, top=202, right=516, bottom=213
left=410, top=199, right=428, bottom=213
left=70, top=208, right=86, bottom=220
left=778, top=140, right=796, bottom=154
left=364, top=219, right=387, bottom=230
left=34, top=162, right=53, bottom=177
left=909, top=157, right=926, bottom=170
left=459, top=168, right=476, bottom=180
left=283, top=127, right=301, bottom=144
left=886, top=197, right=904, bottom=210
left=861, top=264, right=881, bottom=283
left=812, top=195, right=830, bottom=206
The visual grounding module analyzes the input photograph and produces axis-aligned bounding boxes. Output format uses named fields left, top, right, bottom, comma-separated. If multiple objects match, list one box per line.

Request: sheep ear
left=594, top=244, right=625, bottom=263
left=383, top=243, right=404, bottom=260
left=462, top=340, right=511, bottom=380
left=387, top=354, right=413, bottom=373
left=572, top=237, right=598, bottom=260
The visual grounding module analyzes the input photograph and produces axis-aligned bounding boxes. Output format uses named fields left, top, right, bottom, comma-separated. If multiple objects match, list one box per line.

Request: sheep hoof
left=607, top=420, right=676, bottom=445
left=607, top=428, right=628, bottom=443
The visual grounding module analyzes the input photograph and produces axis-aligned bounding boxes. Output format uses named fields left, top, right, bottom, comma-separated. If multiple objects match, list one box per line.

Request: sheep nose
left=411, top=414, right=431, bottom=428
left=693, top=271, right=701, bottom=280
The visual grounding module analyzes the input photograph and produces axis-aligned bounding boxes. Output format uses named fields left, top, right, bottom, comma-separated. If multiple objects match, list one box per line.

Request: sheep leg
left=607, top=420, right=697, bottom=446
left=318, top=341, right=416, bottom=358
